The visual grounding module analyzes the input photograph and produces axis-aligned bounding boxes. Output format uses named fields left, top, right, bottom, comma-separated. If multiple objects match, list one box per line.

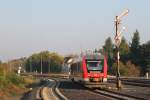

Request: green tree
left=130, top=30, right=140, bottom=64
left=103, top=37, right=113, bottom=56
left=25, top=51, right=64, bottom=73
left=119, top=37, right=130, bottom=55
left=49, top=52, right=64, bottom=72
left=103, top=37, right=114, bottom=73
left=119, top=37, right=130, bottom=62
left=140, top=41, right=150, bottom=74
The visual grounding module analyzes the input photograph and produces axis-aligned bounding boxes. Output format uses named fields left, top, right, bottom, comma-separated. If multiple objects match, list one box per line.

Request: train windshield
left=86, top=60, right=103, bottom=71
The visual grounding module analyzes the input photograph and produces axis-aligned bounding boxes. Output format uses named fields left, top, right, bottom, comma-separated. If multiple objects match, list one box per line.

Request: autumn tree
left=126, top=61, right=140, bottom=76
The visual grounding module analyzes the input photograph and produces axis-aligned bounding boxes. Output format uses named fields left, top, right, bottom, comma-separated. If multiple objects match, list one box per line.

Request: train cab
left=70, top=53, right=108, bottom=87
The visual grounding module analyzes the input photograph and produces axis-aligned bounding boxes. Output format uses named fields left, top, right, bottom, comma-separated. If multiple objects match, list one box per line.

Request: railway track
left=108, top=78, right=150, bottom=87
left=71, top=80, right=149, bottom=100
left=59, top=79, right=141, bottom=100
left=59, top=80, right=112, bottom=100
left=81, top=84, right=147, bottom=100
left=23, top=75, right=150, bottom=100
left=36, top=78, right=68, bottom=100
left=92, top=89, right=147, bottom=100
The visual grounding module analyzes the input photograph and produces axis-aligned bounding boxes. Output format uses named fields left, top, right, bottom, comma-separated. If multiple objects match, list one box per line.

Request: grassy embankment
left=0, top=65, right=34, bottom=100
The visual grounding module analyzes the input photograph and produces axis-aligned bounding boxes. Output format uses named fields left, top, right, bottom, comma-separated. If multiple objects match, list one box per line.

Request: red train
left=70, top=53, right=108, bottom=87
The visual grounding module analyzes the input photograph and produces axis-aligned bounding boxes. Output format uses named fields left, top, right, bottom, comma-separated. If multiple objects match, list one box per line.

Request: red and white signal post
left=114, top=9, right=129, bottom=90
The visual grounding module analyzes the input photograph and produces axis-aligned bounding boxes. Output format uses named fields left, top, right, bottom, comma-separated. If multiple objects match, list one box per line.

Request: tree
left=112, top=60, right=140, bottom=76
left=119, top=37, right=130, bottom=62
left=119, top=37, right=130, bottom=55
left=25, top=51, right=64, bottom=73
left=103, top=37, right=114, bottom=73
left=130, top=30, right=140, bottom=64
left=112, top=61, right=128, bottom=76
left=126, top=61, right=140, bottom=76
left=103, top=37, right=113, bottom=56
left=140, top=41, right=150, bottom=75
left=131, top=30, right=140, bottom=51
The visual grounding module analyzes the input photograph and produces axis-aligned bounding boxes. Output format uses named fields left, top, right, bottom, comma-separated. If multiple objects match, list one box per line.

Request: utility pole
left=41, top=55, right=42, bottom=74
left=114, top=9, right=129, bottom=90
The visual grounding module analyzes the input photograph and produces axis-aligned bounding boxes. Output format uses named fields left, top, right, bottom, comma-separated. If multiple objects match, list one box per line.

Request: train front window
left=86, top=60, right=103, bottom=71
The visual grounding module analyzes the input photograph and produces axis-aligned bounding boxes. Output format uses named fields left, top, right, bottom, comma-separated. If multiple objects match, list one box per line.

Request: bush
left=112, top=61, right=128, bottom=76
left=0, top=73, right=24, bottom=88
left=111, top=61, right=140, bottom=76
left=0, top=64, right=32, bottom=89
left=126, top=61, right=140, bottom=76
left=7, top=74, right=24, bottom=86
left=0, top=76, right=11, bottom=89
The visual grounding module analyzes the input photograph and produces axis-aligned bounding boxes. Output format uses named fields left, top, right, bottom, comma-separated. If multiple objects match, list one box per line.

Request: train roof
left=64, top=53, right=104, bottom=64
left=85, top=53, right=104, bottom=60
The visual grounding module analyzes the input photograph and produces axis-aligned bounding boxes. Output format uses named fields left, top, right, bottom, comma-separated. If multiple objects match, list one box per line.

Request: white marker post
left=67, top=58, right=73, bottom=79
left=18, top=67, right=21, bottom=76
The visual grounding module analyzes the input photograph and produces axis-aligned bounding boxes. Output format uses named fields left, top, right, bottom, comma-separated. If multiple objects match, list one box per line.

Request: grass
left=0, top=64, right=35, bottom=99
left=0, top=72, right=35, bottom=100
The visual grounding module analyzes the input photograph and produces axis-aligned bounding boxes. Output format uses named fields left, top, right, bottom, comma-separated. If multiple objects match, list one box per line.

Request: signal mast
left=114, top=9, right=129, bottom=90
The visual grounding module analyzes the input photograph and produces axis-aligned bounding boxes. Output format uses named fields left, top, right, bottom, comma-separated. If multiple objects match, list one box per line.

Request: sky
left=0, top=0, right=150, bottom=61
